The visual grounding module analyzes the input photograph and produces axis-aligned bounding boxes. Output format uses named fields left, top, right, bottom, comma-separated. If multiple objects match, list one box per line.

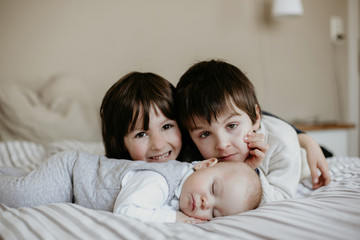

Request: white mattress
left=0, top=140, right=359, bottom=240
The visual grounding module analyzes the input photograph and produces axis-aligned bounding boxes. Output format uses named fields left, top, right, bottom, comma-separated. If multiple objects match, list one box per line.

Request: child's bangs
left=129, top=95, right=175, bottom=132
left=186, top=95, right=236, bottom=130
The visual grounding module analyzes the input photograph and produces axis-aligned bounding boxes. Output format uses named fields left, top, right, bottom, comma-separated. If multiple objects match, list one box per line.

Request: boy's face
left=124, top=105, right=182, bottom=162
left=179, top=159, right=254, bottom=220
left=189, top=103, right=260, bottom=162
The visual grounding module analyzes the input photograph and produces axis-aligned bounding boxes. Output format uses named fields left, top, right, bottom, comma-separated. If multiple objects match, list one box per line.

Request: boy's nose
left=215, top=137, right=230, bottom=150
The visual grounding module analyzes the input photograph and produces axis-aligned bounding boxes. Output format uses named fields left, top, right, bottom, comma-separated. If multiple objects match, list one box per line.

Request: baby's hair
left=100, top=72, right=177, bottom=159
left=176, top=59, right=261, bottom=131
left=217, top=162, right=262, bottom=211
left=241, top=164, right=263, bottom=210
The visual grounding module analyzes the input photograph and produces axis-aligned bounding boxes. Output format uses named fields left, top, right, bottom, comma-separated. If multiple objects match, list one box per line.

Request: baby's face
left=124, top=105, right=182, bottom=162
left=179, top=160, right=254, bottom=221
left=189, top=103, right=260, bottom=162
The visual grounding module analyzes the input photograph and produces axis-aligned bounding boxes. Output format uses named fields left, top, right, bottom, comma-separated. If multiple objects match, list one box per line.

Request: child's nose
left=215, top=136, right=230, bottom=150
left=201, top=196, right=209, bottom=209
left=150, top=132, right=166, bottom=150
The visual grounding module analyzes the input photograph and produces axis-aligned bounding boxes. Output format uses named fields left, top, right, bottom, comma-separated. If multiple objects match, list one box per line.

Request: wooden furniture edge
left=293, top=123, right=356, bottom=132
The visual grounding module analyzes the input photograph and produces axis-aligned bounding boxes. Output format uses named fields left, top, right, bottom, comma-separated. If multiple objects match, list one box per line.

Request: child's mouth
left=218, top=153, right=236, bottom=161
left=149, top=151, right=171, bottom=161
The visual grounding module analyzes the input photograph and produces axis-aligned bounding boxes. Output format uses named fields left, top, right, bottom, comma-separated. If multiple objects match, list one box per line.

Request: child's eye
left=199, top=132, right=210, bottom=138
left=135, top=132, right=147, bottom=138
left=227, top=123, right=238, bottom=129
left=162, top=124, right=173, bottom=130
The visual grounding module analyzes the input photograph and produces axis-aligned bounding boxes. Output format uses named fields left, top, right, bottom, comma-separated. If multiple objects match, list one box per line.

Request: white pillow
left=0, top=76, right=102, bottom=143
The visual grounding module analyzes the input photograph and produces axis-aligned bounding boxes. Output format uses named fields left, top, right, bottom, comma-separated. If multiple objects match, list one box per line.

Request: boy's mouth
left=148, top=151, right=171, bottom=161
left=218, top=153, right=237, bottom=161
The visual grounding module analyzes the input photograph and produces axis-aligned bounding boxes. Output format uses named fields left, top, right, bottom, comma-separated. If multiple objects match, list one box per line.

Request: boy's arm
left=261, top=111, right=304, bottom=133
left=297, top=134, right=331, bottom=189
left=113, top=171, right=177, bottom=223
left=258, top=117, right=302, bottom=202
left=261, top=111, right=331, bottom=189
left=260, top=153, right=301, bottom=202
left=259, top=143, right=301, bottom=202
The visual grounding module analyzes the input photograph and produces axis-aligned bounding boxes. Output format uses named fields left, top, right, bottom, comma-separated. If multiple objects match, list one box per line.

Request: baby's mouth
left=149, top=151, right=171, bottom=161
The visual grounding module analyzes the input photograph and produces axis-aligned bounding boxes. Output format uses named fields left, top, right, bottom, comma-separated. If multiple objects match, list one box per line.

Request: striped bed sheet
left=0, top=140, right=360, bottom=240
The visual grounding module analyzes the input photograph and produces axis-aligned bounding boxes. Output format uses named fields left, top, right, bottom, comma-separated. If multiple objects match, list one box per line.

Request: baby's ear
left=194, top=158, right=218, bottom=171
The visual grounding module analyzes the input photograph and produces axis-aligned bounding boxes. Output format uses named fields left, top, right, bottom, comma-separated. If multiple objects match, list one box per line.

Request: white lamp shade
left=272, top=0, right=304, bottom=17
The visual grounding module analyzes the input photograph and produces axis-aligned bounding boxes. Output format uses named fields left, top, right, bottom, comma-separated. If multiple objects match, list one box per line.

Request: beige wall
left=0, top=0, right=358, bottom=154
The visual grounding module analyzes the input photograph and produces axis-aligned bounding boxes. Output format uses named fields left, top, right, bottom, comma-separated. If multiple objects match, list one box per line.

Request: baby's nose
left=201, top=197, right=209, bottom=209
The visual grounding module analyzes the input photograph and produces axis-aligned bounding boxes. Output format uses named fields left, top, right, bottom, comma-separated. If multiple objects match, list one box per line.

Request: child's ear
left=194, top=158, right=218, bottom=171
left=252, top=104, right=261, bottom=131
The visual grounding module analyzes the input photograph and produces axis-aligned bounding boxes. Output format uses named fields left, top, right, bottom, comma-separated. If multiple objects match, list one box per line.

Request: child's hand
left=175, top=211, right=207, bottom=224
left=244, top=132, right=269, bottom=169
left=298, top=134, right=331, bottom=189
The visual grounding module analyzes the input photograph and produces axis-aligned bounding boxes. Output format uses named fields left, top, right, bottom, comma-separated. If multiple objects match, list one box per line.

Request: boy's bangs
left=187, top=96, right=236, bottom=130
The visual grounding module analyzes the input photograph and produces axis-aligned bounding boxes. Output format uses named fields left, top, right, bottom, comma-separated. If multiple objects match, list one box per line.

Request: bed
left=0, top=78, right=359, bottom=240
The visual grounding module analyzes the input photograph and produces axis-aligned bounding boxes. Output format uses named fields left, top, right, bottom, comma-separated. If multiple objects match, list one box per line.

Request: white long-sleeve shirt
left=113, top=164, right=194, bottom=222
left=257, top=115, right=304, bottom=204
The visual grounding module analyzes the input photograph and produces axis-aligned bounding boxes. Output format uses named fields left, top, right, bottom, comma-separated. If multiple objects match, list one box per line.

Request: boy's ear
left=252, top=104, right=261, bottom=131
left=194, top=158, right=218, bottom=171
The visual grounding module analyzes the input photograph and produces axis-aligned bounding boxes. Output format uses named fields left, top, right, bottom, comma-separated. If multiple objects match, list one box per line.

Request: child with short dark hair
left=176, top=59, right=327, bottom=201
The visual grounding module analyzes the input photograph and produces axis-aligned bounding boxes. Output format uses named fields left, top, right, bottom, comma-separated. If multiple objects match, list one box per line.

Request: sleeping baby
left=0, top=150, right=262, bottom=223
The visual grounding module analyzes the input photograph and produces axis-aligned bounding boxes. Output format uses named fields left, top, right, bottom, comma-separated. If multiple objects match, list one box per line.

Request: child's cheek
left=241, top=136, right=251, bottom=154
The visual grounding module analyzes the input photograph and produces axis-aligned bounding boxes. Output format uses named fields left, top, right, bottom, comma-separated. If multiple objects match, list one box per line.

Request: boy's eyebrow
left=190, top=125, right=203, bottom=132
left=190, top=113, right=241, bottom=132
left=222, top=113, right=241, bottom=122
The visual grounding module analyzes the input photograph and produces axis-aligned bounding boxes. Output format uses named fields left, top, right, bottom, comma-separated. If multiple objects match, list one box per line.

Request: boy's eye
left=199, top=132, right=210, bottom=138
left=162, top=124, right=173, bottom=130
left=135, top=132, right=147, bottom=138
left=227, top=123, right=238, bottom=129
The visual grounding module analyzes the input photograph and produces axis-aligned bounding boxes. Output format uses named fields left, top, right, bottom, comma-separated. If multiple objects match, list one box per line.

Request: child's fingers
left=249, top=149, right=265, bottom=160
left=247, top=141, right=269, bottom=153
left=244, top=132, right=265, bottom=142
left=318, top=162, right=331, bottom=186
left=309, top=163, right=319, bottom=187
left=311, top=161, right=331, bottom=189
left=246, top=149, right=265, bottom=168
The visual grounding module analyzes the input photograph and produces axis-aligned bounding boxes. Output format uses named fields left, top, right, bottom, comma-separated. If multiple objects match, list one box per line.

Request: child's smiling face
left=124, top=105, right=182, bottom=162
left=189, top=103, right=260, bottom=162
